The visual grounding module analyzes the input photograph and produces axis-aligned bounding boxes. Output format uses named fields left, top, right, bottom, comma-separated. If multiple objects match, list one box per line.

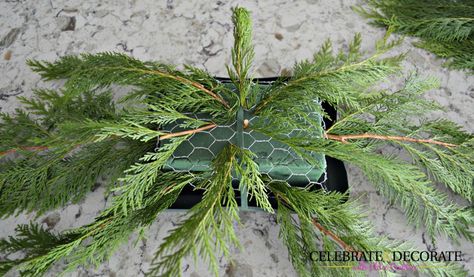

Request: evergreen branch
left=325, top=132, right=457, bottom=147
left=0, top=139, right=153, bottom=217
left=356, top=0, right=474, bottom=72
left=311, top=219, right=355, bottom=252
left=0, top=173, right=191, bottom=276
left=0, top=146, right=48, bottom=156
left=398, top=141, right=474, bottom=202
left=0, top=123, right=213, bottom=158
left=254, top=33, right=404, bottom=114
left=17, top=88, right=117, bottom=130
left=82, top=109, right=210, bottom=143
left=308, top=140, right=474, bottom=242
left=256, top=122, right=473, bottom=243
left=28, top=53, right=231, bottom=108
left=270, top=182, right=470, bottom=277
left=0, top=223, right=72, bottom=255
left=276, top=204, right=313, bottom=277
left=227, top=7, right=255, bottom=108
left=124, top=67, right=230, bottom=108
left=273, top=186, right=357, bottom=253
left=148, top=144, right=240, bottom=277
left=234, top=147, right=274, bottom=213
left=112, top=137, right=189, bottom=215
left=94, top=121, right=164, bottom=142
left=414, top=39, right=474, bottom=70
left=325, top=72, right=442, bottom=135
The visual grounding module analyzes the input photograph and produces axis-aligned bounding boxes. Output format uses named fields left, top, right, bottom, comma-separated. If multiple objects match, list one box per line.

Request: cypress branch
left=0, top=6, right=472, bottom=277
left=227, top=7, right=255, bottom=108
left=325, top=132, right=457, bottom=147
left=355, top=0, right=474, bottom=72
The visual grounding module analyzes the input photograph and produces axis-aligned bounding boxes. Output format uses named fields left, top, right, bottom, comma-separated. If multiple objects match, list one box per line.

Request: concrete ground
left=1, top=0, right=473, bottom=276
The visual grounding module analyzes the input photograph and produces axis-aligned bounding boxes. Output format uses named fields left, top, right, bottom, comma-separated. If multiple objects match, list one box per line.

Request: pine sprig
left=0, top=223, right=74, bottom=276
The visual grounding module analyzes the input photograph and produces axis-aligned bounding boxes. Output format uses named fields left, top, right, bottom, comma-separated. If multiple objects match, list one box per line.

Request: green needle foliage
left=227, top=7, right=255, bottom=108
left=355, top=0, right=474, bottom=72
left=0, top=6, right=473, bottom=277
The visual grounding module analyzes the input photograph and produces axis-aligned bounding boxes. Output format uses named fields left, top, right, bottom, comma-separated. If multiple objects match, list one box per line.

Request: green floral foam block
left=162, top=79, right=326, bottom=188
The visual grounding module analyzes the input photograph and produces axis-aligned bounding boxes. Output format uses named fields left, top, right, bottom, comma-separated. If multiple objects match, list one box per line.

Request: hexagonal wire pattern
left=160, top=79, right=328, bottom=207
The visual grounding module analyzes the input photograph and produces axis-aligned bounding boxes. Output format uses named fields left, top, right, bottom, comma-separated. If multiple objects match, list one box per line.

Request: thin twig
left=0, top=146, right=49, bottom=156
left=140, top=68, right=230, bottom=108
left=160, top=124, right=217, bottom=140
left=311, top=218, right=355, bottom=252
left=0, top=124, right=218, bottom=157
left=274, top=190, right=359, bottom=255
left=101, top=66, right=230, bottom=108
left=171, top=75, right=230, bottom=109
left=326, top=133, right=457, bottom=147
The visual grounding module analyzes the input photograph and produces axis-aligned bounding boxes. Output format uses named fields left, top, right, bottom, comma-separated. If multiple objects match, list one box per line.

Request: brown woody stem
left=0, top=146, right=49, bottom=156
left=139, top=68, right=230, bottom=109
left=326, top=133, right=457, bottom=147
left=311, top=218, right=355, bottom=252
left=160, top=124, right=217, bottom=140
left=0, top=124, right=217, bottom=156
left=274, top=190, right=358, bottom=255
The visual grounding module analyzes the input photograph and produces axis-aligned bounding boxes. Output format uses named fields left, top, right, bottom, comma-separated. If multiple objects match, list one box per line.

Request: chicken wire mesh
left=159, top=78, right=327, bottom=208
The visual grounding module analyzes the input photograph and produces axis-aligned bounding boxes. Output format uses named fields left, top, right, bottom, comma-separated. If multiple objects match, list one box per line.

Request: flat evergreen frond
left=421, top=119, right=474, bottom=145
left=26, top=55, right=83, bottom=80
left=95, top=121, right=164, bottom=143
left=0, top=83, right=118, bottom=155
left=356, top=0, right=474, bottom=72
left=399, top=142, right=474, bottom=202
left=0, top=222, right=77, bottom=276
left=128, top=104, right=208, bottom=126
left=0, top=223, right=71, bottom=254
left=415, top=38, right=474, bottom=70
left=0, top=153, right=65, bottom=217
left=148, top=144, right=240, bottom=277
left=276, top=205, right=313, bottom=277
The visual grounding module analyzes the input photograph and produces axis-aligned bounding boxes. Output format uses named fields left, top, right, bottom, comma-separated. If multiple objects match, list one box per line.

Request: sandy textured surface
left=1, top=0, right=473, bottom=276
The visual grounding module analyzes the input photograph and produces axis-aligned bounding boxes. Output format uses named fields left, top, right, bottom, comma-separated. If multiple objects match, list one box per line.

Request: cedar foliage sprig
left=0, top=6, right=473, bottom=277
left=355, top=0, right=474, bottom=72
